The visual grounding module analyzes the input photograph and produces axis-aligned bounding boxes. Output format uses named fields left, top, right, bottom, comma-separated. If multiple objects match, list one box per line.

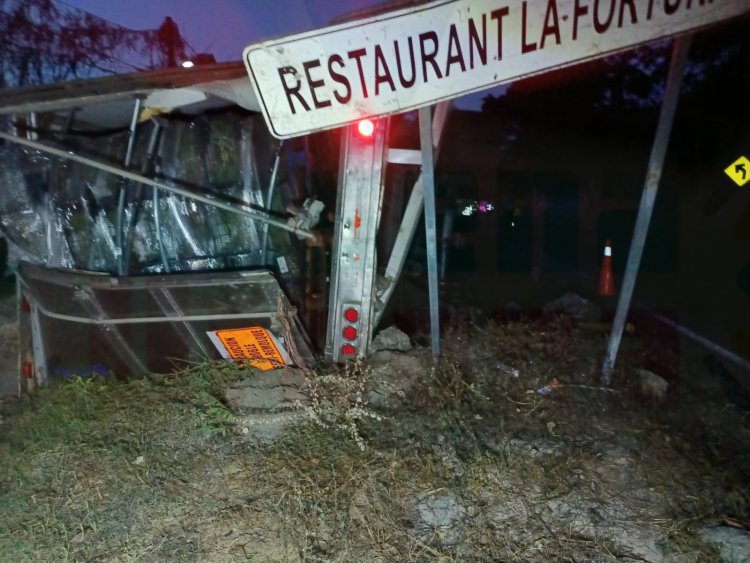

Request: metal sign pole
left=419, top=106, right=440, bottom=359
left=601, top=35, right=692, bottom=384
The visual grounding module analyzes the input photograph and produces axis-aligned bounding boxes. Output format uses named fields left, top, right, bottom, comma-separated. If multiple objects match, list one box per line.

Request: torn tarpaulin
left=0, top=112, right=315, bottom=278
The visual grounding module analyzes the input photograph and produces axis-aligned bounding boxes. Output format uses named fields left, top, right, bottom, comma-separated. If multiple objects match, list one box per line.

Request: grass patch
left=0, top=318, right=747, bottom=561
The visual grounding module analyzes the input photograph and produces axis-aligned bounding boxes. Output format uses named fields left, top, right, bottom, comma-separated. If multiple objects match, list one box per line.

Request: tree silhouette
left=481, top=19, right=750, bottom=168
left=0, top=0, right=190, bottom=88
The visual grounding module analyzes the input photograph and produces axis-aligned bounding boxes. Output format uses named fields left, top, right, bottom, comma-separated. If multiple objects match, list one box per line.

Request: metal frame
left=325, top=120, right=389, bottom=361
left=374, top=102, right=451, bottom=326
left=29, top=302, right=48, bottom=386
left=601, top=35, right=692, bottom=383
left=14, top=278, right=22, bottom=395
left=325, top=103, right=452, bottom=360
left=117, top=98, right=142, bottom=274
left=16, top=263, right=315, bottom=379
left=419, top=107, right=441, bottom=358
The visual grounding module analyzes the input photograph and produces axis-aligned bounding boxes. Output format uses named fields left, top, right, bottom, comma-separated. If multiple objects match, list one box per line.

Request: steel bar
left=324, top=119, right=389, bottom=360
left=651, top=313, right=750, bottom=373
left=419, top=106, right=440, bottom=359
left=123, top=120, right=162, bottom=274
left=0, top=131, right=314, bottom=240
left=154, top=187, right=171, bottom=272
left=27, top=112, right=38, bottom=141
left=29, top=302, right=48, bottom=386
left=117, top=98, right=142, bottom=275
left=31, top=301, right=279, bottom=326
left=374, top=102, right=451, bottom=326
left=601, top=35, right=692, bottom=384
left=261, top=141, right=283, bottom=264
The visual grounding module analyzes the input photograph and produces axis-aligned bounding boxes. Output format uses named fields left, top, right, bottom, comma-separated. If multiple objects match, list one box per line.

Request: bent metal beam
left=0, top=131, right=314, bottom=241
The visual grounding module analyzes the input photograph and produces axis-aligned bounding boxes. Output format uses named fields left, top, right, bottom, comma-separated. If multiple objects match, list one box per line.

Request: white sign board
left=244, top=0, right=748, bottom=138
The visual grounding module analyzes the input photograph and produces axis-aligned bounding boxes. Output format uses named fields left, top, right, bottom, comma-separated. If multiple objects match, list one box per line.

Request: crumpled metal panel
left=18, top=262, right=315, bottom=379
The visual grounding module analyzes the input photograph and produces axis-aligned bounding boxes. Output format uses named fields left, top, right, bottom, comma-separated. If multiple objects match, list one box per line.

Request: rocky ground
left=1, top=303, right=750, bottom=561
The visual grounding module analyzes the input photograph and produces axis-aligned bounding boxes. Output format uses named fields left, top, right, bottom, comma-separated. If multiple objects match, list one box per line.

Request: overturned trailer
left=0, top=0, right=748, bottom=395
left=0, top=64, right=324, bottom=392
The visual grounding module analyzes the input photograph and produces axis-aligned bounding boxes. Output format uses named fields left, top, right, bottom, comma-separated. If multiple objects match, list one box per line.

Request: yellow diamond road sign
left=725, top=156, right=750, bottom=187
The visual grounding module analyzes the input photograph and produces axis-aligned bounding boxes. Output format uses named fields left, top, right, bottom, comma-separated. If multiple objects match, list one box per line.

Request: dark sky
left=62, top=0, right=387, bottom=62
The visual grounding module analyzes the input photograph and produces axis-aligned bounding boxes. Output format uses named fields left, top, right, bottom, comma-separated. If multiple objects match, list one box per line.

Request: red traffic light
left=343, top=326, right=357, bottom=340
left=343, top=307, right=359, bottom=322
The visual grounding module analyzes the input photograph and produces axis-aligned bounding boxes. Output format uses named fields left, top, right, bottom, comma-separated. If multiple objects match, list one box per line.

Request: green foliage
left=191, top=398, right=236, bottom=436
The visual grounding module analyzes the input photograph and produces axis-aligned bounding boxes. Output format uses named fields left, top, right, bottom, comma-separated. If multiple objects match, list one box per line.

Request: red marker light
left=357, top=119, right=375, bottom=138
left=341, top=344, right=356, bottom=356
left=343, top=326, right=357, bottom=340
left=344, top=307, right=359, bottom=322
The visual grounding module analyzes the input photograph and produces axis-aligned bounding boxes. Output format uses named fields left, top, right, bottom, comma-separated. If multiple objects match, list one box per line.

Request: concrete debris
left=636, top=369, right=669, bottom=401
left=371, top=325, right=412, bottom=353
left=700, top=526, right=750, bottom=562
left=224, top=367, right=309, bottom=413
left=224, top=369, right=312, bottom=444
left=413, top=492, right=466, bottom=547
left=609, top=525, right=665, bottom=562
left=542, top=292, right=602, bottom=322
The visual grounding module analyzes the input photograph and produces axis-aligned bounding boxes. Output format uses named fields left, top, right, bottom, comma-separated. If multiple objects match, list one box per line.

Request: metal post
left=324, top=120, right=389, bottom=361
left=117, top=98, right=142, bottom=275
left=154, top=185, right=170, bottom=272
left=29, top=302, right=48, bottom=386
left=123, top=119, right=163, bottom=274
left=419, top=106, right=440, bottom=359
left=261, top=142, right=283, bottom=264
left=601, top=35, right=692, bottom=384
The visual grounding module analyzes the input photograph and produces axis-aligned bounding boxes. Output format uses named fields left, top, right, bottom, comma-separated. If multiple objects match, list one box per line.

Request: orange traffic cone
left=598, top=240, right=615, bottom=297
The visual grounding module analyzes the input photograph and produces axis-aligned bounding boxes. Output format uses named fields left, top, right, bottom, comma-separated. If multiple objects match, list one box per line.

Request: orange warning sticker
left=213, top=327, right=286, bottom=371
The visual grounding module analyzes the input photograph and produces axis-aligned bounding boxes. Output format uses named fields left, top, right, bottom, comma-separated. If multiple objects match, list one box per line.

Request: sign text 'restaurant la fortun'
left=244, top=0, right=749, bottom=138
